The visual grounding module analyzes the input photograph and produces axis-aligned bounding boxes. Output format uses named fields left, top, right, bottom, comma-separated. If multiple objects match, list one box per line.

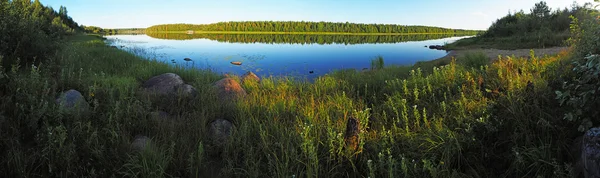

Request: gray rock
left=55, top=89, right=89, bottom=114
left=176, top=84, right=198, bottom=97
left=583, top=127, right=600, bottom=178
left=242, top=71, right=260, bottom=83
left=213, top=78, right=247, bottom=101
left=131, top=135, right=152, bottom=152
left=143, top=73, right=185, bottom=95
left=143, top=73, right=197, bottom=97
left=209, top=119, right=233, bottom=145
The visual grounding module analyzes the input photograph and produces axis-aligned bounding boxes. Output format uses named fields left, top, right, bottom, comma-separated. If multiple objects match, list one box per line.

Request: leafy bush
left=556, top=1, right=600, bottom=132
left=459, top=52, right=488, bottom=69
left=0, top=0, right=81, bottom=70
left=557, top=55, right=600, bottom=131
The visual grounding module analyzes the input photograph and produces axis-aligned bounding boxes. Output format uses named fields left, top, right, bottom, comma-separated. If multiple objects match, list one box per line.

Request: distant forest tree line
left=0, top=0, right=82, bottom=68
left=145, top=21, right=481, bottom=34
left=82, top=26, right=146, bottom=35
left=146, top=33, right=465, bottom=45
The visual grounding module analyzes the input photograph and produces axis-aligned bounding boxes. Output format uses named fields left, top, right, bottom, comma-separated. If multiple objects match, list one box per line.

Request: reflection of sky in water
left=106, top=35, right=469, bottom=80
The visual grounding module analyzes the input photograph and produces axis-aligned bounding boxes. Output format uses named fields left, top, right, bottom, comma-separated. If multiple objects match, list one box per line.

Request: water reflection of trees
left=145, top=33, right=467, bottom=45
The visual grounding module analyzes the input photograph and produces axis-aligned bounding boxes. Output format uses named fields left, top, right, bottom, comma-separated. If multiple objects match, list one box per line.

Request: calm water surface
left=106, top=34, right=470, bottom=80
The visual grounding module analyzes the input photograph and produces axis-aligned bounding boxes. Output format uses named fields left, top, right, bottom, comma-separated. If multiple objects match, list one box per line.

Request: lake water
left=106, top=34, right=470, bottom=80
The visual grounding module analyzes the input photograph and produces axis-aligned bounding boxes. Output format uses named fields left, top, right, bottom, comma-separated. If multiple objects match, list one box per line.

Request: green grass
left=0, top=34, right=582, bottom=177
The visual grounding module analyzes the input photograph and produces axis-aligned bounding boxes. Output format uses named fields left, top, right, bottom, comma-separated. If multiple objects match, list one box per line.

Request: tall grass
left=0, top=34, right=582, bottom=177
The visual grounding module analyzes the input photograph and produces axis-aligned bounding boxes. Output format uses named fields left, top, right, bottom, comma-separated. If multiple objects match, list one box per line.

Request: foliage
left=557, top=1, right=600, bottom=132
left=0, top=0, right=81, bottom=70
left=82, top=26, right=146, bottom=35
left=145, top=21, right=481, bottom=34
left=449, top=1, right=596, bottom=49
left=557, top=55, right=600, bottom=132
left=458, top=52, right=489, bottom=69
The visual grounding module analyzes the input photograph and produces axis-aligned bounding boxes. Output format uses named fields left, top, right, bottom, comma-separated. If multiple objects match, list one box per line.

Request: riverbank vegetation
left=145, top=21, right=481, bottom=34
left=1, top=0, right=600, bottom=177
left=83, top=26, right=146, bottom=35
left=0, top=0, right=81, bottom=69
left=146, top=33, right=467, bottom=44
left=448, top=1, right=597, bottom=49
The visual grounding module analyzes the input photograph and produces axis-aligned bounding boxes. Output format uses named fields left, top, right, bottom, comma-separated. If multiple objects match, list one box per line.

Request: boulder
left=131, top=135, right=152, bottom=152
left=176, top=84, right=198, bottom=97
left=209, top=119, right=233, bottom=145
left=213, top=78, right=247, bottom=101
left=582, top=127, right=600, bottom=178
left=143, top=73, right=197, bottom=97
left=242, top=71, right=260, bottom=83
left=143, top=73, right=185, bottom=95
left=55, top=89, right=89, bottom=114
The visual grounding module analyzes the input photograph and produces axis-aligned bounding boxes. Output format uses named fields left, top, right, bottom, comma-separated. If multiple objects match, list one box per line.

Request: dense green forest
left=449, top=1, right=597, bottom=49
left=0, top=0, right=81, bottom=68
left=146, top=21, right=481, bottom=34
left=83, top=26, right=146, bottom=35
left=146, top=33, right=467, bottom=44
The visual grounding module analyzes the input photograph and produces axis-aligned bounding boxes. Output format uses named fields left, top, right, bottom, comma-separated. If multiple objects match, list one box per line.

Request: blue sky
left=41, top=0, right=594, bottom=30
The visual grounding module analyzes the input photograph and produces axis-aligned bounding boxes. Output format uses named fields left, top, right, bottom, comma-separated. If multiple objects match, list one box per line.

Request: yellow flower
left=89, top=92, right=95, bottom=97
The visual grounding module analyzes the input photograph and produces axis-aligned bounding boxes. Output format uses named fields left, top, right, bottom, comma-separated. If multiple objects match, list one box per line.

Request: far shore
left=145, top=31, right=478, bottom=36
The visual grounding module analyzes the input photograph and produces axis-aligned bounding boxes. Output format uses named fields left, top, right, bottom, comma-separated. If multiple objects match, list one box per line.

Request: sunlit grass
left=0, top=34, right=581, bottom=177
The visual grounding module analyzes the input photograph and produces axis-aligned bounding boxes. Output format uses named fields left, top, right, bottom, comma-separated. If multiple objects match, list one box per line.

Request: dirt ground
left=441, top=47, right=569, bottom=61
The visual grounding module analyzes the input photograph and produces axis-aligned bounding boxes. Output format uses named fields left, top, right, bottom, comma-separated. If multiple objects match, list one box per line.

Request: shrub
left=459, top=52, right=488, bottom=69
left=556, top=1, right=600, bottom=131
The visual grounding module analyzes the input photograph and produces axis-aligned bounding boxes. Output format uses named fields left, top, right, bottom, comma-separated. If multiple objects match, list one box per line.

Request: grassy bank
left=0, top=33, right=585, bottom=177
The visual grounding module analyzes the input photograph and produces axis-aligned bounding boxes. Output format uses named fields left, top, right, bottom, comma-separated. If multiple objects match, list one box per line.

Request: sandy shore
left=439, top=47, right=569, bottom=61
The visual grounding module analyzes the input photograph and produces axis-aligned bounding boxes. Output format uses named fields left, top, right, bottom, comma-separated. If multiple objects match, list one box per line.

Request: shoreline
left=436, top=46, right=569, bottom=61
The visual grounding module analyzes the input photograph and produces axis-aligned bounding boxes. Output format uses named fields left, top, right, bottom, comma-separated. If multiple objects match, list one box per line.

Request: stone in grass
left=213, top=78, right=247, bottom=102
left=242, top=71, right=260, bottom=83
left=176, top=84, right=198, bottom=97
left=143, top=73, right=197, bottom=97
left=344, top=116, right=360, bottom=152
left=209, top=119, right=233, bottom=145
left=582, top=127, right=600, bottom=178
left=55, top=89, right=90, bottom=114
left=131, top=135, right=152, bottom=152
